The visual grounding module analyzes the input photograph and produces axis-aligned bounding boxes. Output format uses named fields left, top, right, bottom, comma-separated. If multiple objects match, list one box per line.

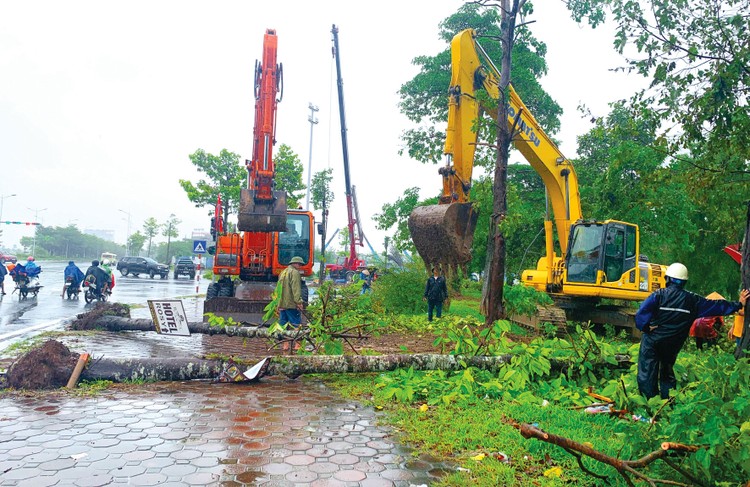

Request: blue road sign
left=193, top=240, right=207, bottom=254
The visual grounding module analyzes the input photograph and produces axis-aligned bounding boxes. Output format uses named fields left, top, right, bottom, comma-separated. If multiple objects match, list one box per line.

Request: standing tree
left=143, top=217, right=159, bottom=258
left=396, top=2, right=558, bottom=323
left=478, top=0, right=529, bottom=323
left=180, top=149, right=245, bottom=228
left=274, top=144, right=306, bottom=208
left=310, top=168, right=335, bottom=278
left=127, top=231, right=147, bottom=257
left=161, top=214, right=181, bottom=265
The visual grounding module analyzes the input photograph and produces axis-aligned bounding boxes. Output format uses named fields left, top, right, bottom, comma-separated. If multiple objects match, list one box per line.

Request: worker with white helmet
left=635, top=262, right=749, bottom=399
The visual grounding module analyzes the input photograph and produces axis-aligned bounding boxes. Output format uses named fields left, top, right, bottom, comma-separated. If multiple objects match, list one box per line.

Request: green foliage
left=327, top=330, right=750, bottom=485
left=567, top=0, right=750, bottom=291
left=75, top=380, right=114, bottom=395
left=127, top=231, right=146, bottom=255
left=21, top=224, right=125, bottom=260
left=204, top=313, right=239, bottom=329
left=180, top=148, right=245, bottom=216
left=152, top=238, right=194, bottom=263
left=605, top=351, right=750, bottom=483
left=310, top=168, right=334, bottom=211
left=503, top=284, right=553, bottom=318
left=160, top=214, right=180, bottom=240
left=370, top=261, right=429, bottom=315
left=142, top=217, right=160, bottom=257
left=373, top=187, right=428, bottom=252
left=575, top=103, right=697, bottom=266
left=274, top=144, right=306, bottom=207
left=302, top=281, right=379, bottom=355
left=399, top=3, right=561, bottom=165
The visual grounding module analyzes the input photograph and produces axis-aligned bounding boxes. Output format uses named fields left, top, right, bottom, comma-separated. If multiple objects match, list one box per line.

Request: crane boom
left=331, top=24, right=364, bottom=271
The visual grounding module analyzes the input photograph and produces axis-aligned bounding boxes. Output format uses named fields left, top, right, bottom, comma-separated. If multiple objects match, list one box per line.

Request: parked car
left=173, top=256, right=196, bottom=279
left=0, top=251, right=17, bottom=265
left=117, top=256, right=169, bottom=279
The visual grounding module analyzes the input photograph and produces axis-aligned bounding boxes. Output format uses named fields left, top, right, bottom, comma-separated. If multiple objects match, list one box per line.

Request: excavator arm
left=409, top=28, right=582, bottom=271
left=238, top=28, right=287, bottom=232
left=452, top=29, right=583, bottom=252
left=410, top=29, right=666, bottom=305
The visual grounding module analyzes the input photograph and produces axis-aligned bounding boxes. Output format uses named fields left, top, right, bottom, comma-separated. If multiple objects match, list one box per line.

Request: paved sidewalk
left=0, top=379, right=450, bottom=486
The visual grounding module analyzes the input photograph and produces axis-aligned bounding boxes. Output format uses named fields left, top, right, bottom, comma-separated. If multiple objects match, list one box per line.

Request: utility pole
left=27, top=207, right=47, bottom=256
left=319, top=191, right=328, bottom=281
left=305, top=103, right=319, bottom=210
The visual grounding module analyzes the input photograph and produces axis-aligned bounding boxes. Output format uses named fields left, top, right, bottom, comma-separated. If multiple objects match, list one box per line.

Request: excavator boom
left=238, top=28, right=287, bottom=232
left=409, top=29, right=668, bottom=331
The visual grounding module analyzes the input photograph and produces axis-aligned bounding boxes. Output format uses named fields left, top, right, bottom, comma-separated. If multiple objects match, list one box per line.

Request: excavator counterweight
left=408, top=202, right=478, bottom=270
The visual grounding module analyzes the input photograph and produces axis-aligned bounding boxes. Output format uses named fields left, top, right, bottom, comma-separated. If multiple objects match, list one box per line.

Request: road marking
left=0, top=318, right=68, bottom=341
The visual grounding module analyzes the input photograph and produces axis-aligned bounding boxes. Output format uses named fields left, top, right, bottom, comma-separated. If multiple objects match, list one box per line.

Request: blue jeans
left=279, top=309, right=301, bottom=327
left=428, top=301, right=443, bottom=321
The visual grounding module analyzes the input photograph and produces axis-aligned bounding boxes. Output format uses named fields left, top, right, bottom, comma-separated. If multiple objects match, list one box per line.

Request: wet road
left=0, top=260, right=209, bottom=352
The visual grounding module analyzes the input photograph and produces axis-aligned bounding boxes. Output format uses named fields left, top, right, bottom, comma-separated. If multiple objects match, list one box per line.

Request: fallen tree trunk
left=80, top=353, right=516, bottom=382
left=73, top=316, right=275, bottom=338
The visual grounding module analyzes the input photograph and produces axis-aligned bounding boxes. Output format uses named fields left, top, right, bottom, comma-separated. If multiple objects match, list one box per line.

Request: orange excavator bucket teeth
left=408, top=202, right=478, bottom=269
left=237, top=188, right=288, bottom=232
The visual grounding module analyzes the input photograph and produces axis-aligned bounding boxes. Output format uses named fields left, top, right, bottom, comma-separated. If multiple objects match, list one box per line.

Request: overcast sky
left=0, top=0, right=639, bottom=256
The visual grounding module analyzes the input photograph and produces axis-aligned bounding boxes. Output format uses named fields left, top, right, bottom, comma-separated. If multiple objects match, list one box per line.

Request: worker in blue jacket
left=635, top=262, right=748, bottom=399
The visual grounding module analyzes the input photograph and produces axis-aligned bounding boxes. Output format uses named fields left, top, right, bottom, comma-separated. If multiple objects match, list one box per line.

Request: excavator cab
left=564, top=221, right=639, bottom=288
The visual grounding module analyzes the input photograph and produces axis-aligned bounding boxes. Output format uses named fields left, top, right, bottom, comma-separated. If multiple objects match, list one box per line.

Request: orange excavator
left=204, top=29, right=315, bottom=323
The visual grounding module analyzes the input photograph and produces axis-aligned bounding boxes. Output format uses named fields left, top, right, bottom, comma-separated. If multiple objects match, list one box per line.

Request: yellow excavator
left=408, top=29, right=669, bottom=329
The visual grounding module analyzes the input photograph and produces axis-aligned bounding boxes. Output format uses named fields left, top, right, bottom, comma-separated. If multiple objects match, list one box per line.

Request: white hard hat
left=362, top=270, right=370, bottom=276
left=666, top=262, right=688, bottom=281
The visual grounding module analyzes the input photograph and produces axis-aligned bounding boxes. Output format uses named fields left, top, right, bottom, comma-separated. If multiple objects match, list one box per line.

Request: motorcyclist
left=24, top=256, right=40, bottom=274
left=84, top=260, right=110, bottom=297
left=101, top=259, right=116, bottom=291
left=63, top=261, right=85, bottom=297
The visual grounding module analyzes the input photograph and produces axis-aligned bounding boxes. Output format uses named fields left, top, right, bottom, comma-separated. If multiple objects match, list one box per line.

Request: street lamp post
left=119, top=209, right=132, bottom=255
left=305, top=103, right=319, bottom=210
left=27, top=207, right=47, bottom=256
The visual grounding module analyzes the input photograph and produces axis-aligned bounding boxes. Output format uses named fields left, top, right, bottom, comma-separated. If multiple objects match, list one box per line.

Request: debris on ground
left=6, top=340, right=78, bottom=390
left=70, top=302, right=130, bottom=330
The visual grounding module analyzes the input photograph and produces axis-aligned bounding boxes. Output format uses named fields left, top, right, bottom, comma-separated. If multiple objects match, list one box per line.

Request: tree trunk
left=74, top=316, right=277, bottom=338
left=78, top=354, right=519, bottom=383
left=734, top=201, right=750, bottom=358
left=481, top=0, right=523, bottom=324
left=77, top=353, right=630, bottom=383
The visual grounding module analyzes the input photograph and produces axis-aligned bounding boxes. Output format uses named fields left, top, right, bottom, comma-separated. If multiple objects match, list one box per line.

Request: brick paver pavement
left=0, top=379, right=451, bottom=486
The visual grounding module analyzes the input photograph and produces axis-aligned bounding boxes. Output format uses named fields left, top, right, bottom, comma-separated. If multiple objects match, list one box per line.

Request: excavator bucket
left=237, top=188, right=288, bottom=232
left=408, top=202, right=478, bottom=269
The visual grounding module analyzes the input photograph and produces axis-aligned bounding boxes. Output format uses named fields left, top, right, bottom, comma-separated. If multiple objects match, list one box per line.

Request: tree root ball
left=6, top=340, right=79, bottom=390
left=71, top=302, right=131, bottom=330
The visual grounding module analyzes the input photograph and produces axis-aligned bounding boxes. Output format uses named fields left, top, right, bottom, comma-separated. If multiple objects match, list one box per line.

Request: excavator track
left=509, top=299, right=641, bottom=338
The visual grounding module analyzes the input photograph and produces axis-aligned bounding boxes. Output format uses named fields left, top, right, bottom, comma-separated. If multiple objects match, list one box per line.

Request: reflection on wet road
left=0, top=260, right=209, bottom=353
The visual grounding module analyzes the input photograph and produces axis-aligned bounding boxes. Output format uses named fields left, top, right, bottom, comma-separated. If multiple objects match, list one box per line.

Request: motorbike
left=63, top=276, right=81, bottom=299
left=10, top=264, right=43, bottom=299
left=83, top=275, right=110, bottom=304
